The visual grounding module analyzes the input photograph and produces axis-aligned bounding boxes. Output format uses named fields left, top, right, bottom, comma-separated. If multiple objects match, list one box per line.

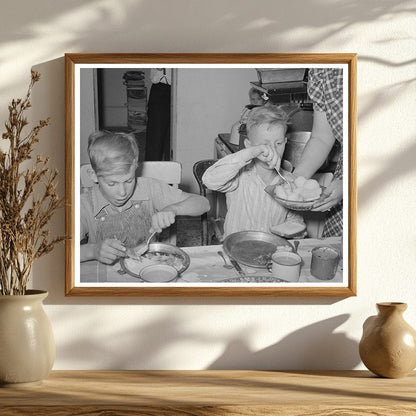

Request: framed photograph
left=65, top=53, right=356, bottom=296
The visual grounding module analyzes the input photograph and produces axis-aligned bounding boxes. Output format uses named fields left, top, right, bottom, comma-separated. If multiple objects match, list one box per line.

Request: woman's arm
left=294, top=110, right=343, bottom=211
left=294, top=110, right=335, bottom=179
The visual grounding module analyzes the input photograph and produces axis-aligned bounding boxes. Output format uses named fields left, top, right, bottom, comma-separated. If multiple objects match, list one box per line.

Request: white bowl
left=140, top=264, right=178, bottom=283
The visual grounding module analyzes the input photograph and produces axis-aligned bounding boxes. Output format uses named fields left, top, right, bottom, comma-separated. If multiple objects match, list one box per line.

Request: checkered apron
left=308, top=68, right=343, bottom=237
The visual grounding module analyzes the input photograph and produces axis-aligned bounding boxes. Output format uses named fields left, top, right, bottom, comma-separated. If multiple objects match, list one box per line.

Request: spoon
left=217, top=251, right=234, bottom=269
left=293, top=240, right=300, bottom=253
left=127, top=231, right=157, bottom=259
left=275, top=167, right=293, bottom=191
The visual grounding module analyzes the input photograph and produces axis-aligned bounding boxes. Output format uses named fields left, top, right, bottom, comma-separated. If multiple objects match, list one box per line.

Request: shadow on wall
left=0, top=0, right=414, bottom=96
left=359, top=139, right=416, bottom=209
left=52, top=307, right=359, bottom=370
left=52, top=307, right=219, bottom=369
left=0, top=1, right=414, bottom=51
left=207, top=314, right=360, bottom=370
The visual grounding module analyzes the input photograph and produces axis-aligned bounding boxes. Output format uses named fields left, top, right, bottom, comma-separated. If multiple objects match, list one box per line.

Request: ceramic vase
left=359, top=302, right=416, bottom=378
left=0, top=290, right=55, bottom=387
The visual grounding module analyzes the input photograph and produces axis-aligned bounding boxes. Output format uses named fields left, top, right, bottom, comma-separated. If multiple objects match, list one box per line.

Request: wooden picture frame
left=65, top=53, right=356, bottom=296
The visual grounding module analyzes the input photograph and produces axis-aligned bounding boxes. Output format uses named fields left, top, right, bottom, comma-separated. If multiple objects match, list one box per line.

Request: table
left=81, top=237, right=343, bottom=284
left=1, top=370, right=415, bottom=415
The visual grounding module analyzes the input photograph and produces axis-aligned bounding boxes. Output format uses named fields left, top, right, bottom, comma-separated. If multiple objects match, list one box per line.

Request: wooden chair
left=193, top=159, right=224, bottom=245
left=303, top=172, right=334, bottom=238
left=80, top=161, right=182, bottom=244
left=135, top=161, right=181, bottom=189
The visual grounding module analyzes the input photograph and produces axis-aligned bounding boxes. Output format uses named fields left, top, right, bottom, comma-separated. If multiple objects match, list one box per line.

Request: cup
left=310, top=246, right=340, bottom=280
left=270, top=251, right=302, bottom=282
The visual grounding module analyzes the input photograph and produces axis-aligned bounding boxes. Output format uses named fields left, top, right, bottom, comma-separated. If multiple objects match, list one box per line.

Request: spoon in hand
left=127, top=231, right=157, bottom=259
left=275, top=167, right=293, bottom=191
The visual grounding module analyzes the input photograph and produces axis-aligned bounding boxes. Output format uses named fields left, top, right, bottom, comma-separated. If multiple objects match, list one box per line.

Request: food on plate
left=124, top=251, right=184, bottom=276
left=144, top=251, right=184, bottom=269
left=274, top=176, right=321, bottom=202
left=270, top=222, right=306, bottom=238
left=232, top=240, right=276, bottom=267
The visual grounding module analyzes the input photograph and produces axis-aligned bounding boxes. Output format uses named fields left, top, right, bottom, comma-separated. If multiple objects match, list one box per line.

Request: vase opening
left=376, top=302, right=407, bottom=314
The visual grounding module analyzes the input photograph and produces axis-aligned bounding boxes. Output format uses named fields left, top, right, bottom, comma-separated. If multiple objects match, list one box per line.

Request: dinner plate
left=264, top=184, right=322, bottom=211
left=120, top=242, right=190, bottom=279
left=222, top=231, right=293, bottom=268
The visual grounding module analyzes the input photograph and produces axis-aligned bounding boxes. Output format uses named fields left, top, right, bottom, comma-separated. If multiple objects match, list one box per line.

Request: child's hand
left=151, top=210, right=176, bottom=233
left=94, top=238, right=126, bottom=264
left=251, top=144, right=281, bottom=170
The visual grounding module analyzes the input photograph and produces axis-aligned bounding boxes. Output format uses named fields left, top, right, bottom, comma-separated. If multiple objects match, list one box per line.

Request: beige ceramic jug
left=0, top=290, right=55, bottom=386
left=359, top=302, right=416, bottom=378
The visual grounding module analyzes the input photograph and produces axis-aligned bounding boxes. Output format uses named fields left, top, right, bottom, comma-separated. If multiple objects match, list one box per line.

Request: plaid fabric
left=308, top=68, right=343, bottom=180
left=308, top=68, right=344, bottom=237
left=322, top=201, right=343, bottom=237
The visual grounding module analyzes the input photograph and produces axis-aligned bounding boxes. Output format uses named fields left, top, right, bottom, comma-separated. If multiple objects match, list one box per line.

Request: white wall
left=1, top=0, right=415, bottom=370
left=175, top=68, right=255, bottom=191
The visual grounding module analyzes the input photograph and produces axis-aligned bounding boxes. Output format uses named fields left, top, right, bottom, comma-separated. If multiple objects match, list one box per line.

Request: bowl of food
left=265, top=175, right=323, bottom=211
left=120, top=243, right=190, bottom=280
left=139, top=264, right=178, bottom=283
left=222, top=230, right=293, bottom=268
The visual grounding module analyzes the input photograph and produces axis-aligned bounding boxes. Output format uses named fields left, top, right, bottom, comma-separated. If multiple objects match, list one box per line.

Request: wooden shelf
left=1, top=370, right=415, bottom=415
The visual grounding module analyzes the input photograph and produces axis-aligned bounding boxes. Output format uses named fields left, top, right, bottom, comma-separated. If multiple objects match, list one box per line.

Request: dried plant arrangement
left=0, top=71, right=66, bottom=295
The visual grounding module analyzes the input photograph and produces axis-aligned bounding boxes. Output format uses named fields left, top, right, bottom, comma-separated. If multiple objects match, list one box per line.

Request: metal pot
left=283, top=131, right=311, bottom=170
left=283, top=131, right=339, bottom=173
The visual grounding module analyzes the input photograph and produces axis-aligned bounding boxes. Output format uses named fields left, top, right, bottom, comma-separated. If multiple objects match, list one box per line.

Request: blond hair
left=88, top=131, right=139, bottom=176
left=246, top=105, right=289, bottom=134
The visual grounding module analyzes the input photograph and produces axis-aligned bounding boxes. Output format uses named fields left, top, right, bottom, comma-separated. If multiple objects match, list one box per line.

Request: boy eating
left=203, top=106, right=304, bottom=237
left=80, top=131, right=209, bottom=264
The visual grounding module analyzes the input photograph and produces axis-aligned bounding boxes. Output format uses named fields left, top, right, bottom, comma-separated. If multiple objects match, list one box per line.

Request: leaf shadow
left=207, top=314, right=360, bottom=370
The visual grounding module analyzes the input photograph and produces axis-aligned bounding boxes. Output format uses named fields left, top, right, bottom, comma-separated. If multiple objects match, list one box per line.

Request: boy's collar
left=91, top=182, right=149, bottom=217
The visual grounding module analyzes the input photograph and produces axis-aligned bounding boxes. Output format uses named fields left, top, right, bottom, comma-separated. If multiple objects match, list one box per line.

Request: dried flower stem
left=0, top=71, right=66, bottom=295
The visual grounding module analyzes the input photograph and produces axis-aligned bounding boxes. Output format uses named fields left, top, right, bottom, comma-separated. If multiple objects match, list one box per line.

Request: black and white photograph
left=65, top=54, right=356, bottom=296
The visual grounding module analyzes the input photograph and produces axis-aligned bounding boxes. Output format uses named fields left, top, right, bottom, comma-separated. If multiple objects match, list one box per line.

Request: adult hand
left=94, top=238, right=126, bottom=264
left=151, top=210, right=176, bottom=233
left=312, top=179, right=343, bottom=211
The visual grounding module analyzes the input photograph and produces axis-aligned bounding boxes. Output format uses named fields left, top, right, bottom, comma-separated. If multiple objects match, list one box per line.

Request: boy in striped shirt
left=203, top=106, right=304, bottom=238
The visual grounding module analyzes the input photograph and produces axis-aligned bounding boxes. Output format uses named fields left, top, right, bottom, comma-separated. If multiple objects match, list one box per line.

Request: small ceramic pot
left=0, top=290, right=55, bottom=387
left=359, top=302, right=416, bottom=378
